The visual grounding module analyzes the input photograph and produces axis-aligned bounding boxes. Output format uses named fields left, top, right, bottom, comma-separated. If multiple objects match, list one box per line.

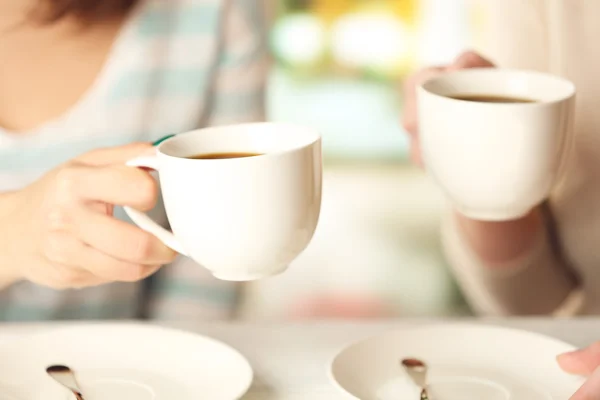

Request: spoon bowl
left=401, top=358, right=430, bottom=400
left=46, top=365, right=85, bottom=400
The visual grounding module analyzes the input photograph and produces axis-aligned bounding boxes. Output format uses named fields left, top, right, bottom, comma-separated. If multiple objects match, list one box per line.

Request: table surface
left=1, top=318, right=598, bottom=399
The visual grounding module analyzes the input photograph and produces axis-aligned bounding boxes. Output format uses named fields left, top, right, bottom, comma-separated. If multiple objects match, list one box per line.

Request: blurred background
left=240, top=0, right=483, bottom=319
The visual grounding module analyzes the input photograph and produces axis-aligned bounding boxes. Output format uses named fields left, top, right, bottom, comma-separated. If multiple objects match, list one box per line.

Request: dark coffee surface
left=449, top=94, right=536, bottom=103
left=186, top=152, right=262, bottom=159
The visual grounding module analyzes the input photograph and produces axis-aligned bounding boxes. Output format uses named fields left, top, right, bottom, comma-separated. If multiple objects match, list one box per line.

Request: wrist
left=453, top=206, right=543, bottom=264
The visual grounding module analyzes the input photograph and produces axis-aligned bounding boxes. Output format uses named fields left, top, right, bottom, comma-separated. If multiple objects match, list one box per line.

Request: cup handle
left=124, top=154, right=188, bottom=256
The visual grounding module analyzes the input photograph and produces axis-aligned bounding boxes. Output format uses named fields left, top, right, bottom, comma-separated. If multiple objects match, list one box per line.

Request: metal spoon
left=401, top=358, right=429, bottom=400
left=46, top=365, right=85, bottom=400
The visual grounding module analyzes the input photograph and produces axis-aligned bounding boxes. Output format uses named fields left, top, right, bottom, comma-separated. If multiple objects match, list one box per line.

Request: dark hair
left=38, top=0, right=139, bottom=23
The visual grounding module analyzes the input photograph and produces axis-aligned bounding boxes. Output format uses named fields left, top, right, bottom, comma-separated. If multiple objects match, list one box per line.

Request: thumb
left=570, top=366, right=600, bottom=400
left=75, top=142, right=156, bottom=166
left=448, top=50, right=495, bottom=71
left=559, top=343, right=600, bottom=376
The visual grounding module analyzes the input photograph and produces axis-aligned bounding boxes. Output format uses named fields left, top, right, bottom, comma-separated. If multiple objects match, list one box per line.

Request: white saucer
left=0, top=323, right=253, bottom=400
left=330, top=323, right=585, bottom=400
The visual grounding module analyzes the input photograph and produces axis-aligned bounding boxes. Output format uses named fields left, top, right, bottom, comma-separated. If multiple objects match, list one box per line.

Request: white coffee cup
left=417, top=68, right=575, bottom=221
left=124, top=122, right=322, bottom=281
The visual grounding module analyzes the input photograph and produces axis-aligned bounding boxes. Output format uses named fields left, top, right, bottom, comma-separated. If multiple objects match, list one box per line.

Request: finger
left=72, top=207, right=177, bottom=265
left=75, top=142, right=155, bottom=166
left=402, top=51, right=493, bottom=135
left=570, top=366, right=600, bottom=400
left=79, top=245, right=162, bottom=282
left=41, top=233, right=108, bottom=286
left=49, top=264, right=107, bottom=289
left=79, top=165, right=158, bottom=210
left=559, top=343, right=600, bottom=376
left=44, top=232, right=162, bottom=282
left=449, top=50, right=495, bottom=70
left=55, top=164, right=158, bottom=211
left=33, top=258, right=107, bottom=290
left=402, top=66, right=446, bottom=136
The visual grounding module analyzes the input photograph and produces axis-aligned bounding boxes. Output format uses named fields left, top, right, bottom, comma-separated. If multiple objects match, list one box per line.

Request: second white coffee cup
left=418, top=68, right=575, bottom=221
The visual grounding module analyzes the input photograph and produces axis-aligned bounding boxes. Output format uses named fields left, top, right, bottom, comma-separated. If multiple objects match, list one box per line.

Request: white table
left=1, top=318, right=598, bottom=399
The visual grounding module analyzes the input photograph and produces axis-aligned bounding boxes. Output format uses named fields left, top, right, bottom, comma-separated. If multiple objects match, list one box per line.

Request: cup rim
left=419, top=68, right=576, bottom=106
left=157, top=122, right=321, bottom=160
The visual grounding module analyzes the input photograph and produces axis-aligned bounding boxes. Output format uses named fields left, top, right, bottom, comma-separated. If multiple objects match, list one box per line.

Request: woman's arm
left=442, top=205, right=580, bottom=315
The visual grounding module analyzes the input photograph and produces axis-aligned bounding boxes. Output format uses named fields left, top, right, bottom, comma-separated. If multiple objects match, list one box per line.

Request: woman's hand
left=0, top=143, right=177, bottom=290
left=401, top=51, right=547, bottom=271
left=402, top=50, right=494, bottom=166
left=558, top=343, right=600, bottom=399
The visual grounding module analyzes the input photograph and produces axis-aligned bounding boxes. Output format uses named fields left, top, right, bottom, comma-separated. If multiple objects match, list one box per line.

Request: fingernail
left=557, top=350, right=588, bottom=374
left=152, top=134, right=176, bottom=146
left=557, top=349, right=581, bottom=364
left=560, top=349, right=582, bottom=358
